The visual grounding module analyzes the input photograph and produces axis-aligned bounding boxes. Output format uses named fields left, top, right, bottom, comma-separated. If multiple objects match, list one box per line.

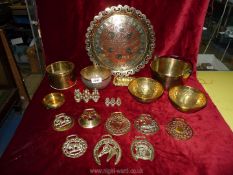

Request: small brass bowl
left=42, top=92, right=65, bottom=109
left=150, top=57, right=192, bottom=89
left=128, top=77, right=164, bottom=103
left=46, top=61, right=76, bottom=90
left=80, top=65, right=111, bottom=89
left=169, top=86, right=207, bottom=112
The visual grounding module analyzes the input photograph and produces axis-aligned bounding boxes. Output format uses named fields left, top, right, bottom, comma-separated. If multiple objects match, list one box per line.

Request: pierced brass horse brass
left=93, top=135, right=122, bottom=165
left=131, top=136, right=154, bottom=161
left=53, top=113, right=74, bottom=131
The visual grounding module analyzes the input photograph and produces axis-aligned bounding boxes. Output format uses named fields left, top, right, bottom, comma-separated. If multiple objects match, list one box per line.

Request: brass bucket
left=46, top=61, right=76, bottom=90
left=150, top=57, right=192, bottom=89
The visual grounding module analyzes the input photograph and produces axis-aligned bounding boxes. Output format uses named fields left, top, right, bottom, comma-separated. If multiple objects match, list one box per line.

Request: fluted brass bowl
left=80, top=65, right=112, bottom=89
left=46, top=61, right=76, bottom=90
left=150, top=57, right=192, bottom=89
left=128, top=77, right=164, bottom=103
left=169, top=86, right=207, bottom=112
left=42, top=92, right=65, bottom=109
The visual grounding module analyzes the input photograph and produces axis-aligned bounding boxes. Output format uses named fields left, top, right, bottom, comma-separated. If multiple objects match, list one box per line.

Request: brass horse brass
left=93, top=135, right=122, bottom=165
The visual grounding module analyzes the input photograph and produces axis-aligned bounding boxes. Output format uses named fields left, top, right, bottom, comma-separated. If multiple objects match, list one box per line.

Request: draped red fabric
left=36, top=0, right=209, bottom=74
left=1, top=0, right=233, bottom=175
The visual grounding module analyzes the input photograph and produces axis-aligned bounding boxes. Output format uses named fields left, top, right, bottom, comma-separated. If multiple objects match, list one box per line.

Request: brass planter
left=150, top=57, right=192, bottom=89
left=46, top=61, right=76, bottom=90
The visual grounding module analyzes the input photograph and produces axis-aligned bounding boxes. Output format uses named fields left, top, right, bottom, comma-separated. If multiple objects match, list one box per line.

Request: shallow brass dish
left=80, top=65, right=111, bottom=89
left=86, top=5, right=155, bottom=76
left=169, top=85, right=207, bottom=112
left=42, top=92, right=65, bottom=109
left=128, top=77, right=164, bottom=103
left=46, top=61, right=76, bottom=90
left=166, top=118, right=193, bottom=140
left=150, top=57, right=192, bottom=89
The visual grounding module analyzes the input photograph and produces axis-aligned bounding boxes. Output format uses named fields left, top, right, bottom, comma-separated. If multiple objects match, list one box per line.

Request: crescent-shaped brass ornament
left=93, top=135, right=122, bottom=165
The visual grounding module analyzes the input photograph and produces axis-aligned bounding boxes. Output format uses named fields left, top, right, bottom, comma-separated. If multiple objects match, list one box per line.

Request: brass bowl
left=80, top=65, right=112, bottom=89
left=128, top=77, right=164, bottom=103
left=42, top=92, right=65, bottom=109
left=169, top=86, right=207, bottom=112
left=46, top=61, right=76, bottom=90
left=150, top=57, right=192, bottom=89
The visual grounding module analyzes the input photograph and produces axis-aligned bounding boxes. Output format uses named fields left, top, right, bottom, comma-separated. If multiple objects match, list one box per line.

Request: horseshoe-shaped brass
left=93, top=135, right=122, bottom=165
left=131, top=136, right=154, bottom=161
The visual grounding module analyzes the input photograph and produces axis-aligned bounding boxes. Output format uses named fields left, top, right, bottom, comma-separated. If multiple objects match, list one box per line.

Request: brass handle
left=182, top=64, right=192, bottom=79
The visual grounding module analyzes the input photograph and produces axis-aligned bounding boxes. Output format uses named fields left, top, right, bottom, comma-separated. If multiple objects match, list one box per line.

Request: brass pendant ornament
left=131, top=136, right=154, bottom=161
left=62, top=135, right=87, bottom=158
left=166, top=118, right=193, bottom=140
left=93, top=135, right=122, bottom=165
left=105, top=112, right=131, bottom=136
left=53, top=113, right=74, bottom=131
left=134, top=114, right=159, bottom=135
left=78, top=108, right=101, bottom=128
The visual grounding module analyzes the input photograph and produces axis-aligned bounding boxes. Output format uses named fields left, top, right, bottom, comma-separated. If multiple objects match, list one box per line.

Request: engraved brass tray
left=166, top=118, right=193, bottom=140
left=86, top=5, right=155, bottom=76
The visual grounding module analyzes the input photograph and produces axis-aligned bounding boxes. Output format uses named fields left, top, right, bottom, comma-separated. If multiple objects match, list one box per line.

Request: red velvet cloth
left=1, top=0, right=233, bottom=175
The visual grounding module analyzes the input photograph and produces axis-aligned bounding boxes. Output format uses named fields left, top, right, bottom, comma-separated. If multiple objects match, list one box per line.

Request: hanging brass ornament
left=131, top=136, right=154, bottom=161
left=62, top=135, right=87, bottom=158
left=53, top=113, right=74, bottom=131
left=105, top=112, right=131, bottom=136
left=78, top=108, right=101, bottom=128
left=134, top=114, right=159, bottom=135
left=166, top=118, right=193, bottom=140
left=93, top=135, right=122, bottom=165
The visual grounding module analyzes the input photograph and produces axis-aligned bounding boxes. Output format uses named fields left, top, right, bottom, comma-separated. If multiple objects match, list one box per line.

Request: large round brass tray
left=86, top=5, right=155, bottom=76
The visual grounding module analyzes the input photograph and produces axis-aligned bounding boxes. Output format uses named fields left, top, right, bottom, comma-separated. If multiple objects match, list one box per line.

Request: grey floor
left=0, top=107, right=23, bottom=157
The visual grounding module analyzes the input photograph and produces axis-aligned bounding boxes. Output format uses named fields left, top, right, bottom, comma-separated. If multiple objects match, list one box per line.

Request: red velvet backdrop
left=1, top=0, right=233, bottom=175
left=36, top=0, right=209, bottom=74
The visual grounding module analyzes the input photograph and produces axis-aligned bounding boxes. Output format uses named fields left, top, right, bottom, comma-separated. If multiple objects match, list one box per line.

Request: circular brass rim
left=42, top=92, right=65, bottom=109
left=49, top=80, right=77, bottom=90
left=46, top=61, right=75, bottom=75
left=128, top=77, right=164, bottom=102
left=85, top=5, right=155, bottom=76
left=80, top=65, right=112, bottom=82
left=150, top=57, right=192, bottom=78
